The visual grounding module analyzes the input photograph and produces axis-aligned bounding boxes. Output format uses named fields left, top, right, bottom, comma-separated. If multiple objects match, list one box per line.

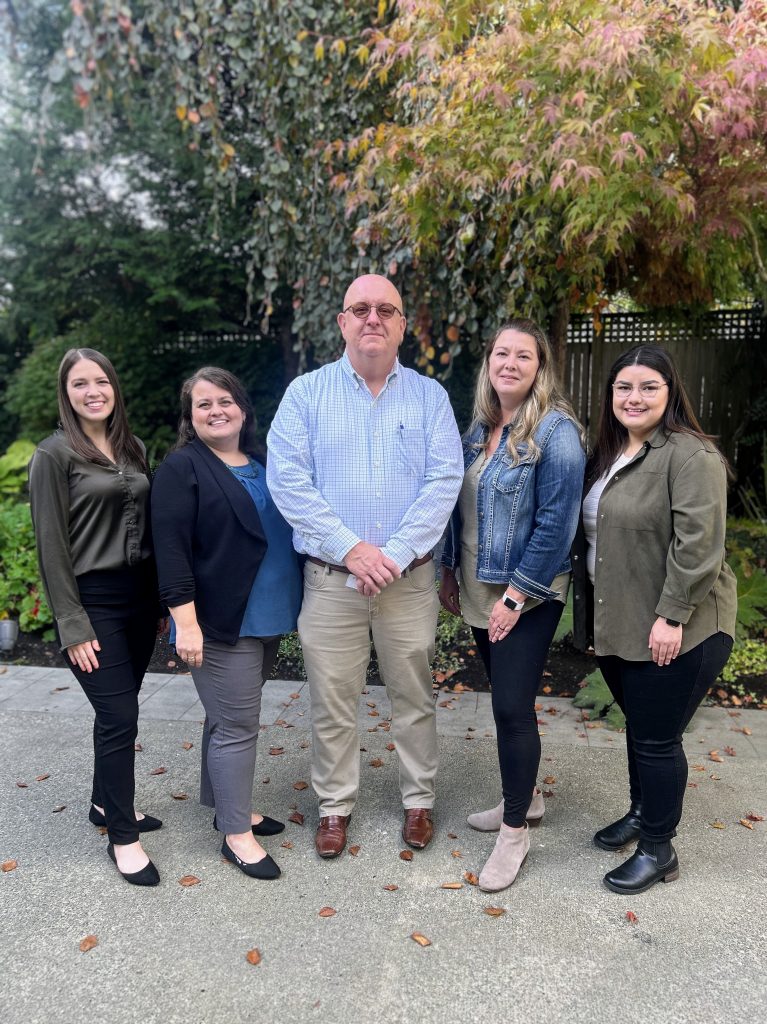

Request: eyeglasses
left=343, top=302, right=403, bottom=320
left=612, top=382, right=668, bottom=398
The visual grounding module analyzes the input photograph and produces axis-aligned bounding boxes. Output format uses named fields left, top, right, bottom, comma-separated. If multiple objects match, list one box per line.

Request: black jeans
left=598, top=632, right=733, bottom=843
left=472, top=600, right=565, bottom=827
left=62, top=563, right=157, bottom=844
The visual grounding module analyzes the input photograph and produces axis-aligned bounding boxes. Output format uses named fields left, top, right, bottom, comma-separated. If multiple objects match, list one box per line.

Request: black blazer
left=151, top=438, right=268, bottom=645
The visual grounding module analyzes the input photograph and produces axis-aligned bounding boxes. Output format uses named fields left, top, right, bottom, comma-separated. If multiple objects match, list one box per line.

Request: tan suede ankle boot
left=478, top=823, right=530, bottom=892
left=467, top=789, right=544, bottom=831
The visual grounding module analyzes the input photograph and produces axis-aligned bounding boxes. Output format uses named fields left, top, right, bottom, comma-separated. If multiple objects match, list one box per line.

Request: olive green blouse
left=28, top=432, right=152, bottom=649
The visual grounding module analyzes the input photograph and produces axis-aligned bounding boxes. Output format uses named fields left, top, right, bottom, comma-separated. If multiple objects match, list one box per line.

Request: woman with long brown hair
left=29, top=348, right=162, bottom=886
left=573, top=343, right=737, bottom=894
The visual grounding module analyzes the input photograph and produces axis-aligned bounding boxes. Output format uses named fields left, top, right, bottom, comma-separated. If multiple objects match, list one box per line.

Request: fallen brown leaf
left=181, top=741, right=194, bottom=750
left=245, top=948, right=262, bottom=966
left=368, top=710, right=379, bottom=717
left=2, top=860, right=18, bottom=872
left=262, top=776, right=270, bottom=784
left=534, top=703, right=543, bottom=711
left=710, top=820, right=726, bottom=829
left=709, top=751, right=724, bottom=763
left=625, top=910, right=639, bottom=924
left=349, top=845, right=361, bottom=857
left=746, top=812, right=765, bottom=822
left=179, top=875, right=201, bottom=886
left=15, top=782, right=27, bottom=788
left=288, top=811, right=304, bottom=826
left=411, top=932, right=431, bottom=946
left=541, top=685, right=552, bottom=695
left=79, top=935, right=98, bottom=953
left=723, top=746, right=736, bottom=757
left=385, top=743, right=396, bottom=752
left=171, top=792, right=188, bottom=800
left=437, top=700, right=454, bottom=708
left=440, top=882, right=463, bottom=889
left=739, top=819, right=754, bottom=830
left=134, top=742, right=143, bottom=752
left=51, top=805, right=66, bottom=813
left=281, top=841, right=294, bottom=849
left=369, top=758, right=384, bottom=768
left=269, top=747, right=285, bottom=756
left=447, top=832, right=458, bottom=839
left=289, top=692, right=300, bottom=699
left=542, top=775, right=556, bottom=785
left=710, top=774, right=721, bottom=781
left=318, top=907, right=337, bottom=918
left=738, top=726, right=752, bottom=735
left=463, top=871, right=479, bottom=886
left=149, top=766, right=167, bottom=775
left=383, top=884, right=399, bottom=891
left=35, top=774, right=50, bottom=782
left=399, top=849, right=414, bottom=862
left=692, top=764, right=706, bottom=772
left=51, top=686, right=69, bottom=692
left=450, top=849, right=463, bottom=859
left=730, top=694, right=743, bottom=706
left=293, top=780, right=309, bottom=790
left=366, top=701, right=376, bottom=708
left=483, top=906, right=506, bottom=917
left=542, top=790, right=555, bottom=798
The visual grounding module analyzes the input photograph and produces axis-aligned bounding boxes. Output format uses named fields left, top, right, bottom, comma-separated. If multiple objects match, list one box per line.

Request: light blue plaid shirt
left=266, top=353, right=463, bottom=571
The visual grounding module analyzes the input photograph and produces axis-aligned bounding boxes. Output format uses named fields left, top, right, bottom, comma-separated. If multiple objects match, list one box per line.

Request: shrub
left=0, top=499, right=54, bottom=637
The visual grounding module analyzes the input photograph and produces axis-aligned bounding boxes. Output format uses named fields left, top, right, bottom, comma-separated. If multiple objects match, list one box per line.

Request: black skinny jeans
left=598, top=631, right=733, bottom=843
left=472, top=600, right=564, bottom=827
left=62, top=563, right=157, bottom=845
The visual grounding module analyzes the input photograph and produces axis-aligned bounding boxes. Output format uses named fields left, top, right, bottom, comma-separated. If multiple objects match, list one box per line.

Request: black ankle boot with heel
left=603, top=839, right=679, bottom=894
left=593, top=802, right=642, bottom=850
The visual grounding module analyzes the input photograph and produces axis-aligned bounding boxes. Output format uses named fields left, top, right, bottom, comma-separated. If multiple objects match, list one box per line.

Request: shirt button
left=376, top=493, right=382, bottom=498
left=376, top=522, right=382, bottom=529
left=597, top=598, right=603, bottom=605
left=600, top=514, right=604, bottom=519
left=614, top=475, right=620, bottom=481
left=598, top=557, right=602, bottom=563
left=573, top=554, right=579, bottom=561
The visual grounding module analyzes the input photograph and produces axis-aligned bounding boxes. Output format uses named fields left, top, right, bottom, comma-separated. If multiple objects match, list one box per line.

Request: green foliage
left=0, top=499, right=53, bottom=635
left=0, top=441, right=36, bottom=496
left=573, top=669, right=626, bottom=731
left=433, top=608, right=478, bottom=678
left=726, top=518, right=767, bottom=637
left=719, top=639, right=767, bottom=685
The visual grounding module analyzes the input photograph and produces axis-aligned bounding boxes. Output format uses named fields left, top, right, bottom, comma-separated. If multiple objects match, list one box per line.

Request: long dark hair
left=57, top=348, right=147, bottom=471
left=590, top=344, right=721, bottom=479
left=175, top=366, right=259, bottom=453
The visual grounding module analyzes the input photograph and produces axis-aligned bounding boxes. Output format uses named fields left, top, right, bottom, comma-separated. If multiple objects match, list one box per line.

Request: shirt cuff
left=382, top=539, right=418, bottom=573
left=654, top=598, right=693, bottom=625
left=56, top=610, right=97, bottom=651
left=508, top=569, right=559, bottom=601
left=321, top=527, right=362, bottom=565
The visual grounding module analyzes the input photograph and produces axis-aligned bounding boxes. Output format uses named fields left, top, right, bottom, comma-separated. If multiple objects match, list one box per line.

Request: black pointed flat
left=107, top=843, right=160, bottom=887
left=221, top=838, right=281, bottom=880
left=89, top=805, right=163, bottom=833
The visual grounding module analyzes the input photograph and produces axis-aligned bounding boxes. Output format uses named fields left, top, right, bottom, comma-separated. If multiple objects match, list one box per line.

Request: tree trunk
left=278, top=315, right=300, bottom=386
left=549, top=296, right=571, bottom=380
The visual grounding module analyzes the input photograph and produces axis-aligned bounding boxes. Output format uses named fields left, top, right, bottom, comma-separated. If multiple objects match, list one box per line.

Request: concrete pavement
left=1, top=663, right=765, bottom=1024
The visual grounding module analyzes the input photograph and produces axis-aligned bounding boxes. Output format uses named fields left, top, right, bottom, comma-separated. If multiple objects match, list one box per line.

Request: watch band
left=503, top=593, right=526, bottom=613
left=664, top=618, right=681, bottom=628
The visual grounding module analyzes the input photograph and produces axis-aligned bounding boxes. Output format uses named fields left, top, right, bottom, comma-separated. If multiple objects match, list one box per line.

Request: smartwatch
left=664, top=618, right=681, bottom=628
left=503, top=593, right=526, bottom=613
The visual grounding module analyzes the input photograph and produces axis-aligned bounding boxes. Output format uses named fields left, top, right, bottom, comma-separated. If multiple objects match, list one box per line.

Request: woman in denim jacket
left=440, top=319, right=585, bottom=891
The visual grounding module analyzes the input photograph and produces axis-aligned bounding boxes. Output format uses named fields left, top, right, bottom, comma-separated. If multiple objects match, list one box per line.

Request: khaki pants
left=298, top=559, right=440, bottom=816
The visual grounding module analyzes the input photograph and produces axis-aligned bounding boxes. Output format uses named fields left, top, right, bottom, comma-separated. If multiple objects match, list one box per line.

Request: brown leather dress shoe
left=403, top=808, right=434, bottom=849
left=315, top=815, right=351, bottom=858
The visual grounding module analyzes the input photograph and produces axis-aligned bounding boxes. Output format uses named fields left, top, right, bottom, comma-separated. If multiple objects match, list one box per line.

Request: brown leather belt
left=306, top=553, right=433, bottom=575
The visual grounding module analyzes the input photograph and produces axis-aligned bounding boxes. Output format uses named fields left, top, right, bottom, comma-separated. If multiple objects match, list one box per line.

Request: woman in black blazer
left=152, top=367, right=302, bottom=880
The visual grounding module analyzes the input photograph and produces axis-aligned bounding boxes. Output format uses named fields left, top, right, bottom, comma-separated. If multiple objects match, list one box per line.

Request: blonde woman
left=440, top=319, right=585, bottom=891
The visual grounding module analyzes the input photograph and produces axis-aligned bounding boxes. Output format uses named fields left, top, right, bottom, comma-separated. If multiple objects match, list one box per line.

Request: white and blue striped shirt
left=266, top=353, right=463, bottom=571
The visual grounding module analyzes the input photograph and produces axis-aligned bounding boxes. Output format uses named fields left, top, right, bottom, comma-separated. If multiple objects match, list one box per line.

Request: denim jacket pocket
left=491, top=455, right=535, bottom=495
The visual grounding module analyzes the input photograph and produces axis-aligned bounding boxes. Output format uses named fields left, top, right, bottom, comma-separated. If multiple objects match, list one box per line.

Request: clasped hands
left=344, top=541, right=401, bottom=596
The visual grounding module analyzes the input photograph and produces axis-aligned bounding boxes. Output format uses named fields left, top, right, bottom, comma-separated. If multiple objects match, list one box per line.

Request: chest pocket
left=492, top=454, right=535, bottom=494
left=398, top=427, right=426, bottom=476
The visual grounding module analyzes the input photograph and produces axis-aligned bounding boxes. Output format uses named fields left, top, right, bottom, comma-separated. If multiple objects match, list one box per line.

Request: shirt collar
left=341, top=351, right=400, bottom=389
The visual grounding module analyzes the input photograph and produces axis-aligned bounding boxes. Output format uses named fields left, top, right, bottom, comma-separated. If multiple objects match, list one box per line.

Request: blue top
left=266, top=353, right=463, bottom=571
left=227, top=459, right=302, bottom=637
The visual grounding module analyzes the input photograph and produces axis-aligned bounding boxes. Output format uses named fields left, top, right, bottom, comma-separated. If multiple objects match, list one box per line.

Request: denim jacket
left=442, top=411, right=585, bottom=599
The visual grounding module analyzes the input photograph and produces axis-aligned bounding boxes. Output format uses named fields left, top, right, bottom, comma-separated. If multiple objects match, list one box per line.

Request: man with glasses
left=267, top=274, right=463, bottom=858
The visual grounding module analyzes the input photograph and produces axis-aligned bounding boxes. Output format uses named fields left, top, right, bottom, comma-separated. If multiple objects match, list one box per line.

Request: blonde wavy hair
left=470, top=318, right=585, bottom=464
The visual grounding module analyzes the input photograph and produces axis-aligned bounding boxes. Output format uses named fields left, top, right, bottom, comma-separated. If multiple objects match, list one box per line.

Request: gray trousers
left=191, top=635, right=280, bottom=834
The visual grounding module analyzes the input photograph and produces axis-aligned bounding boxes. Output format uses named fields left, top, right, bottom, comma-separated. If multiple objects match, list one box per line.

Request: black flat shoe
left=107, top=843, right=160, bottom=887
left=221, top=838, right=281, bottom=880
left=212, top=814, right=285, bottom=837
left=594, top=804, right=642, bottom=851
left=603, top=846, right=679, bottom=895
left=90, top=805, right=163, bottom=833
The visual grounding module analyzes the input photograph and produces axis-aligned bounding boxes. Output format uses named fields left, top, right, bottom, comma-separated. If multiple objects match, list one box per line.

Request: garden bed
left=7, top=627, right=765, bottom=710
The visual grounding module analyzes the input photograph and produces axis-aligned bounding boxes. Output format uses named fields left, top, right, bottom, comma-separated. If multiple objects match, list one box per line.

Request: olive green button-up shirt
left=28, top=432, right=152, bottom=649
left=573, top=428, right=737, bottom=661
